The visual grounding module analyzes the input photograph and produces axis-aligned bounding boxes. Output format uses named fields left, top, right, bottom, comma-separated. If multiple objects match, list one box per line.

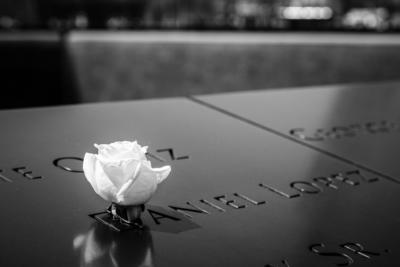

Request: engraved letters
left=13, top=166, right=42, bottom=180
left=147, top=209, right=181, bottom=225
left=290, top=120, right=400, bottom=141
left=310, top=242, right=384, bottom=266
left=53, top=157, right=84, bottom=173
left=0, top=170, right=12, bottom=183
left=260, top=170, right=378, bottom=200
left=155, top=148, right=189, bottom=161
left=168, top=202, right=209, bottom=218
left=259, top=183, right=300, bottom=199
left=265, top=241, right=388, bottom=267
left=310, top=243, right=354, bottom=266
left=214, top=195, right=246, bottom=209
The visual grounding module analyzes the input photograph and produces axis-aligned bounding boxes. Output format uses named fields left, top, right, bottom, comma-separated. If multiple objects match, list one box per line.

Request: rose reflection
left=73, top=222, right=154, bottom=267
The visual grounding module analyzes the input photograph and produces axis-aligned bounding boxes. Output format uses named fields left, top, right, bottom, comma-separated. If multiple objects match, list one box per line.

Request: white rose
left=83, top=141, right=171, bottom=206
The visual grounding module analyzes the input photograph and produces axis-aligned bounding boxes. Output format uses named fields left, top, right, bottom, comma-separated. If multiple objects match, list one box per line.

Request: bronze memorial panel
left=0, top=90, right=398, bottom=266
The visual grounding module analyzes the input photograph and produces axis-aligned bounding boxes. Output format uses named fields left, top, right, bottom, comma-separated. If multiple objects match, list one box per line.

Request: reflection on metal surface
left=73, top=222, right=154, bottom=267
left=109, top=204, right=145, bottom=229
left=196, top=82, right=400, bottom=184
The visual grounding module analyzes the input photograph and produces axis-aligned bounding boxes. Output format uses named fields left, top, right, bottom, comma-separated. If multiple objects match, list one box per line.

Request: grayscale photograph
left=0, top=0, right=400, bottom=266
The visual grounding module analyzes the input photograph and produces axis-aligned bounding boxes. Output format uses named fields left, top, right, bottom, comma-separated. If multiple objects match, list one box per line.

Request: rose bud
left=83, top=141, right=171, bottom=206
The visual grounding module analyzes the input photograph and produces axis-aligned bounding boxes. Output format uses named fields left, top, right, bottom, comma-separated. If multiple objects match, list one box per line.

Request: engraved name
left=0, top=147, right=188, bottom=183
left=290, top=120, right=400, bottom=141
left=266, top=241, right=390, bottom=267
left=89, top=168, right=379, bottom=232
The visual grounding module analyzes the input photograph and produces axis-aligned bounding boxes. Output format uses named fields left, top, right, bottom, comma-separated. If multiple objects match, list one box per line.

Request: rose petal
left=83, top=153, right=100, bottom=193
left=116, top=164, right=159, bottom=205
left=95, top=141, right=147, bottom=162
left=93, top=159, right=118, bottom=202
left=115, top=162, right=142, bottom=203
left=83, top=153, right=117, bottom=202
left=151, top=165, right=171, bottom=184
left=132, top=142, right=148, bottom=160
left=95, top=142, right=136, bottom=161
left=98, top=158, right=141, bottom=189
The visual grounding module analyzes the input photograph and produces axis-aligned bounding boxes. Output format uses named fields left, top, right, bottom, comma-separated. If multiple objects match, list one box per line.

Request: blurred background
left=1, top=0, right=400, bottom=109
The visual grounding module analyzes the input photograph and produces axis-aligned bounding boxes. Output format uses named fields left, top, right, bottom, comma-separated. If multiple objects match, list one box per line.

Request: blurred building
left=2, top=0, right=400, bottom=31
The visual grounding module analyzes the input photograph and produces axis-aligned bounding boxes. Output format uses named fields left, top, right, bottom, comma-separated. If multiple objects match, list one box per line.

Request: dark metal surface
left=197, top=81, right=400, bottom=183
left=0, top=86, right=399, bottom=266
